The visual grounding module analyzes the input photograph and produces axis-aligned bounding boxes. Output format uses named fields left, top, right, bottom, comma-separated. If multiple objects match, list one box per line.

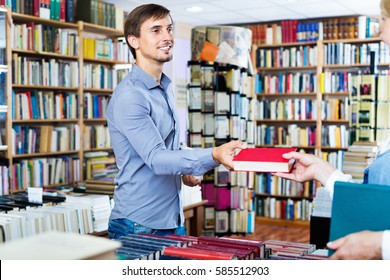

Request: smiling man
left=106, top=4, right=246, bottom=239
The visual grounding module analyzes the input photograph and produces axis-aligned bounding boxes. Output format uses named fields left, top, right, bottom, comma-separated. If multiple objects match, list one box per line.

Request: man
left=106, top=4, right=245, bottom=239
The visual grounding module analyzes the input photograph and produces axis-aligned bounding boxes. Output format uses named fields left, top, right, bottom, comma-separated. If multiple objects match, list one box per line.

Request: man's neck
left=136, top=59, right=163, bottom=84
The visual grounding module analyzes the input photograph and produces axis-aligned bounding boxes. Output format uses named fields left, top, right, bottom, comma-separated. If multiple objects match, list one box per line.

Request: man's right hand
left=212, top=140, right=247, bottom=170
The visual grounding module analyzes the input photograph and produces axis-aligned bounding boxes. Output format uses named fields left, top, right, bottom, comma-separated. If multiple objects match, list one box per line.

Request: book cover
left=329, top=181, right=390, bottom=244
left=233, top=147, right=297, bottom=173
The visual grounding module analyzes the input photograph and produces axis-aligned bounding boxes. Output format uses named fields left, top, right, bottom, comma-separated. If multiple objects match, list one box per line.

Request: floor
left=232, top=224, right=310, bottom=243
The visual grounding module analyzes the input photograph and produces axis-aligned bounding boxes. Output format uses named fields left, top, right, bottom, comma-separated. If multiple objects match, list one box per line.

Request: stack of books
left=0, top=231, right=121, bottom=260
left=342, top=141, right=378, bottom=182
left=64, top=193, right=112, bottom=233
left=84, top=177, right=115, bottom=195
left=311, top=187, right=332, bottom=218
left=264, top=240, right=328, bottom=260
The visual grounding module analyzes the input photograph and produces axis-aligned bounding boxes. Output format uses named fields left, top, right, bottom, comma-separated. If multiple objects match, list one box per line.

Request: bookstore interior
left=0, top=0, right=389, bottom=261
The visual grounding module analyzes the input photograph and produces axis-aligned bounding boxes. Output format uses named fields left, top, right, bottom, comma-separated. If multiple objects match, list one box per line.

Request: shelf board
left=83, top=118, right=107, bottom=122
left=322, top=92, right=349, bottom=97
left=255, top=216, right=309, bottom=228
left=12, top=12, right=78, bottom=28
left=83, top=57, right=129, bottom=65
left=255, top=119, right=316, bottom=124
left=323, top=37, right=381, bottom=44
left=83, top=88, right=113, bottom=93
left=322, top=119, right=349, bottom=124
left=257, top=41, right=317, bottom=48
left=13, top=150, right=79, bottom=158
left=255, top=193, right=313, bottom=200
left=82, top=22, right=123, bottom=37
left=83, top=147, right=113, bottom=152
left=255, top=144, right=316, bottom=150
left=321, top=146, right=348, bottom=151
left=323, top=63, right=370, bottom=68
left=256, top=93, right=317, bottom=98
left=257, top=65, right=317, bottom=71
left=12, top=84, right=79, bottom=91
left=13, top=119, right=79, bottom=123
left=12, top=49, right=79, bottom=60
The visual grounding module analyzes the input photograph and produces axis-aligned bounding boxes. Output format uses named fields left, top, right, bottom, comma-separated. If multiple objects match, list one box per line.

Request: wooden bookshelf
left=256, top=217, right=309, bottom=228
left=0, top=8, right=130, bottom=193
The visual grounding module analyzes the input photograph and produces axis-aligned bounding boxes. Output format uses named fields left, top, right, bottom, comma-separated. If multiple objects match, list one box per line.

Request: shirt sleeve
left=382, top=230, right=390, bottom=260
left=112, top=89, right=219, bottom=176
left=324, top=170, right=353, bottom=199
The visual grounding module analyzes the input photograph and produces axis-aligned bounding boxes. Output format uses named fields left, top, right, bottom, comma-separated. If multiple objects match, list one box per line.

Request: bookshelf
left=250, top=16, right=390, bottom=227
left=187, top=55, right=256, bottom=236
left=0, top=7, right=131, bottom=194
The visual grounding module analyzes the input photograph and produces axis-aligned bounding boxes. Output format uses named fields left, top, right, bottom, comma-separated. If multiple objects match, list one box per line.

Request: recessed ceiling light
left=287, top=0, right=307, bottom=2
left=186, top=6, right=204, bottom=12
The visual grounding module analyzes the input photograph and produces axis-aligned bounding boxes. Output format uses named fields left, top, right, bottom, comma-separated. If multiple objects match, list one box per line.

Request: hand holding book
left=273, top=151, right=336, bottom=184
left=233, top=147, right=297, bottom=173
left=212, top=140, right=247, bottom=170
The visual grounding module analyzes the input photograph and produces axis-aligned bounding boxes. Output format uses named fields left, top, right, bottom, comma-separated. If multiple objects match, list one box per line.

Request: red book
left=163, top=246, right=237, bottom=260
left=233, top=147, right=297, bottom=173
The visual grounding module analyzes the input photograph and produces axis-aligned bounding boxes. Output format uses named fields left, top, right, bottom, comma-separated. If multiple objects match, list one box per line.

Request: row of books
left=11, top=124, right=80, bottom=154
left=83, top=125, right=111, bottom=150
left=248, top=16, right=378, bottom=46
left=12, top=23, right=78, bottom=56
left=116, top=233, right=323, bottom=260
left=201, top=185, right=252, bottom=211
left=84, top=151, right=117, bottom=180
left=255, top=124, right=316, bottom=146
left=76, top=0, right=124, bottom=29
left=256, top=45, right=317, bottom=68
left=323, top=42, right=389, bottom=66
left=256, top=99, right=317, bottom=121
left=255, top=173, right=316, bottom=198
left=188, top=64, right=255, bottom=97
left=83, top=93, right=109, bottom=119
left=83, top=63, right=113, bottom=89
left=12, top=54, right=79, bottom=87
left=13, top=91, right=79, bottom=120
left=0, top=165, right=9, bottom=195
left=12, top=156, right=80, bottom=189
left=342, top=141, right=378, bottom=181
left=4, top=0, right=75, bottom=23
left=322, top=150, right=345, bottom=171
left=0, top=192, right=112, bottom=243
left=254, top=196, right=312, bottom=221
left=83, top=37, right=133, bottom=63
left=255, top=72, right=317, bottom=94
left=321, top=125, right=349, bottom=148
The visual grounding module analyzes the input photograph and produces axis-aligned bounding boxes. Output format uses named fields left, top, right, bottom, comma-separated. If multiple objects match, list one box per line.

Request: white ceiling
left=105, top=0, right=381, bottom=26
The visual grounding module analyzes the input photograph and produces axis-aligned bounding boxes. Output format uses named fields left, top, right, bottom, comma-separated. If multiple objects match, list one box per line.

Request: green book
left=329, top=181, right=390, bottom=243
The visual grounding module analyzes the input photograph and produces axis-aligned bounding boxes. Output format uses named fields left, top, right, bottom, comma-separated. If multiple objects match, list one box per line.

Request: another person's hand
left=327, top=231, right=383, bottom=260
left=273, top=151, right=336, bottom=185
left=212, top=140, right=247, bottom=170
left=182, top=175, right=202, bottom=186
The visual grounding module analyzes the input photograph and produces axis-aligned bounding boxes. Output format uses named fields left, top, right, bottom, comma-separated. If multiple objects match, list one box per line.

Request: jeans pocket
left=108, top=219, right=135, bottom=239
left=133, top=223, right=153, bottom=234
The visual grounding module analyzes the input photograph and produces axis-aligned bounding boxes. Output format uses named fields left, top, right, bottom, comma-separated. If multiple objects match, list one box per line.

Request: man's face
left=136, top=15, right=174, bottom=64
left=380, top=15, right=390, bottom=48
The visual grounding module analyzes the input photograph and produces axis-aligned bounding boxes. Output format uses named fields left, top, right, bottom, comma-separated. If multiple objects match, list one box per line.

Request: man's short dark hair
left=124, top=4, right=171, bottom=59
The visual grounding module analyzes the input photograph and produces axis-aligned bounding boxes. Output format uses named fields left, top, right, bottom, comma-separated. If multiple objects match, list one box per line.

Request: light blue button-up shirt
left=106, top=65, right=219, bottom=229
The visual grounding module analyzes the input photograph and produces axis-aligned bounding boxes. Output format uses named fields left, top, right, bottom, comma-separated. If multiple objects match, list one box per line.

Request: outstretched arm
left=273, top=152, right=336, bottom=185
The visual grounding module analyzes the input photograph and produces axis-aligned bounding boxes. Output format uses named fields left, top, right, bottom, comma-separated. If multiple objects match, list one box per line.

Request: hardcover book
left=233, top=147, right=297, bottom=173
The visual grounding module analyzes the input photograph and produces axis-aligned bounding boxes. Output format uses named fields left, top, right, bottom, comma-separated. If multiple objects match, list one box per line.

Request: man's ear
left=127, top=35, right=139, bottom=50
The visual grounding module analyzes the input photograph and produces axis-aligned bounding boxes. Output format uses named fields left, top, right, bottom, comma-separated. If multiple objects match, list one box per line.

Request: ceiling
left=105, top=0, right=381, bottom=26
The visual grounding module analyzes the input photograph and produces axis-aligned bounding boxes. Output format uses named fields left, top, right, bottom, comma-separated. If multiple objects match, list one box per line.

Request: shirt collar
left=132, top=64, right=171, bottom=91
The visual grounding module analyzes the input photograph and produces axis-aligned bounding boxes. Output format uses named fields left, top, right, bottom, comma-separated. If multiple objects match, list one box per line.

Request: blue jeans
left=108, top=218, right=187, bottom=240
